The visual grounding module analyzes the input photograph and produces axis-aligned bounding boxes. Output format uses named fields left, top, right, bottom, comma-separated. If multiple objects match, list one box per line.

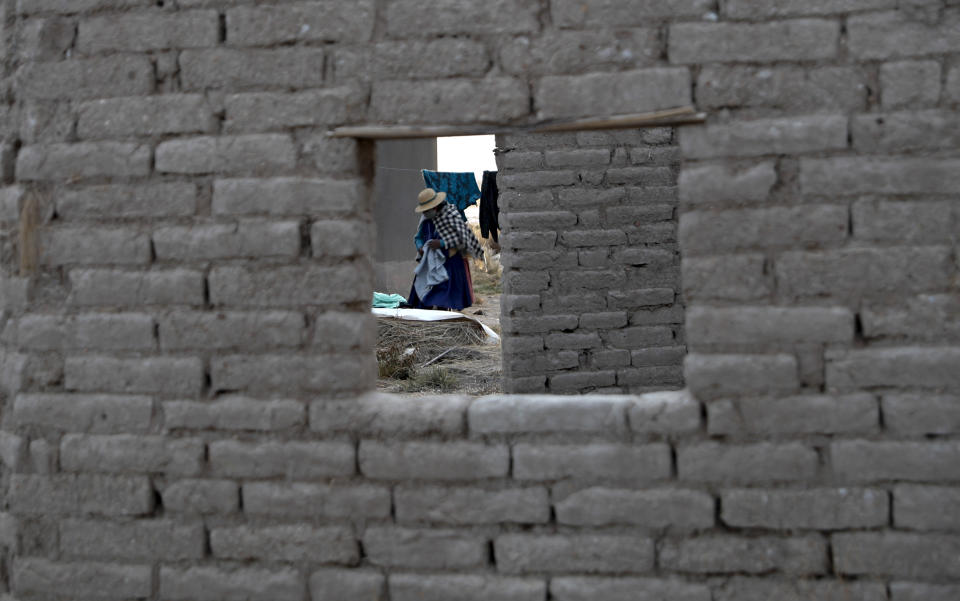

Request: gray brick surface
left=209, top=265, right=371, bottom=308
left=57, top=183, right=197, bottom=219
left=154, top=221, right=301, bottom=260
left=160, top=566, right=303, bottom=601
left=61, top=518, right=204, bottom=560
left=7, top=313, right=155, bottom=351
left=513, top=443, right=671, bottom=481
left=209, top=440, right=355, bottom=479
left=311, top=569, right=385, bottom=601
left=360, top=441, right=508, bottom=480
left=680, top=115, right=847, bottom=159
left=212, top=525, right=357, bottom=563
left=364, top=527, right=487, bottom=569
left=13, top=393, right=152, bottom=433
left=662, top=535, right=827, bottom=574
left=679, top=162, right=777, bottom=207
left=18, top=143, right=151, bottom=180
left=696, top=65, right=868, bottom=111
left=552, top=0, right=711, bottom=26
left=687, top=306, right=853, bottom=347
left=851, top=197, right=954, bottom=241
left=180, top=48, right=326, bottom=90
left=390, top=574, right=545, bottom=601
left=826, top=347, right=960, bottom=390
left=312, top=220, right=373, bottom=258
left=881, top=60, right=941, bottom=109
left=683, top=254, right=771, bottom=301
left=882, top=394, right=960, bottom=435
left=713, top=577, right=887, bottom=601
left=13, top=558, right=151, bottom=599
left=890, top=583, right=960, bottom=601
left=9, top=474, right=153, bottom=516
left=227, top=2, right=374, bottom=45
left=162, top=479, right=239, bottom=514
left=536, top=69, right=691, bottom=119
left=722, top=488, right=888, bottom=529
left=678, top=442, right=818, bottom=483
left=164, top=397, right=305, bottom=431
left=210, top=353, right=375, bottom=394
left=386, top=0, right=540, bottom=35
left=395, top=485, right=549, bottom=525
left=371, top=78, right=528, bottom=124
left=243, top=482, right=391, bottom=519
left=18, top=55, right=154, bottom=99
left=670, top=20, right=840, bottom=63
left=39, top=227, right=151, bottom=266
left=469, top=395, right=628, bottom=434
left=78, top=95, right=215, bottom=138
left=496, top=534, right=655, bottom=574
left=685, top=353, right=799, bottom=400
left=159, top=311, right=304, bottom=351
left=310, top=393, right=467, bottom=436
left=551, top=577, right=710, bottom=601
left=156, top=135, right=297, bottom=175
left=556, top=487, right=714, bottom=529
left=834, top=532, right=960, bottom=578
left=832, top=441, right=960, bottom=482
left=0, top=186, right=23, bottom=222
left=225, top=89, right=356, bottom=132
left=502, top=29, right=660, bottom=76
left=894, top=485, right=960, bottom=531
left=848, top=10, right=960, bottom=59
left=78, top=10, right=218, bottom=52
left=708, top=394, right=878, bottom=435
left=69, top=269, right=205, bottom=307
left=61, top=434, right=204, bottom=476
left=213, top=178, right=365, bottom=216
left=629, top=390, right=701, bottom=434
left=65, top=356, right=204, bottom=395
left=801, top=157, right=960, bottom=196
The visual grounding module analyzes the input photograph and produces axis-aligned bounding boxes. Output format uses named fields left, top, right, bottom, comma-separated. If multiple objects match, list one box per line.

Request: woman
left=407, top=188, right=485, bottom=311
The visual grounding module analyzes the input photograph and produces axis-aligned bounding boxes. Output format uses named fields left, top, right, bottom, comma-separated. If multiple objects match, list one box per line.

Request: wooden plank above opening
left=328, top=106, right=706, bottom=139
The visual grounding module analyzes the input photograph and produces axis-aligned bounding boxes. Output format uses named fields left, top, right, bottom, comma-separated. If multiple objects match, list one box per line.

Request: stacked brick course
left=0, top=0, right=959, bottom=598
left=497, top=129, right=684, bottom=394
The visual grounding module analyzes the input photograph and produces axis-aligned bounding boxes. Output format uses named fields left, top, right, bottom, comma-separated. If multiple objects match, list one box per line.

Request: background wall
left=0, top=0, right=958, bottom=599
left=372, top=139, right=436, bottom=294
left=497, top=128, right=685, bottom=394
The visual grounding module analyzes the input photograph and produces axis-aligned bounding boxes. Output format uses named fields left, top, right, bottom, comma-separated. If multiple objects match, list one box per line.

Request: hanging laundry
left=479, top=170, right=500, bottom=243
left=421, top=170, right=480, bottom=221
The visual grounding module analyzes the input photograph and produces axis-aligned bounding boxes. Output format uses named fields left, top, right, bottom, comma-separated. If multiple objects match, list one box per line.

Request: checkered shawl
left=431, top=202, right=485, bottom=259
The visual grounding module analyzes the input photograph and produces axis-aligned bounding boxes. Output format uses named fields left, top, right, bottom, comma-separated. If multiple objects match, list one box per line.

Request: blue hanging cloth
left=422, top=170, right=480, bottom=222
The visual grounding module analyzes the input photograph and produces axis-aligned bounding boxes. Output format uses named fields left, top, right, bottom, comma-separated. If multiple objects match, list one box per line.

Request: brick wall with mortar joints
left=496, top=128, right=685, bottom=395
left=0, top=0, right=958, bottom=598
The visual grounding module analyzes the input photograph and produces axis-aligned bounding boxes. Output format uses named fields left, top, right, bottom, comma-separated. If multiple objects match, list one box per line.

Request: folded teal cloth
left=372, top=292, right=407, bottom=308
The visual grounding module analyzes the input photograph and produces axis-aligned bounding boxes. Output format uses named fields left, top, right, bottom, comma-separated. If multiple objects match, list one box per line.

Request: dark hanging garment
left=479, top=170, right=500, bottom=243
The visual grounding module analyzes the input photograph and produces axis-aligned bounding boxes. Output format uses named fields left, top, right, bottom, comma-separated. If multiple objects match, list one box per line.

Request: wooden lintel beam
left=327, top=107, right=706, bottom=139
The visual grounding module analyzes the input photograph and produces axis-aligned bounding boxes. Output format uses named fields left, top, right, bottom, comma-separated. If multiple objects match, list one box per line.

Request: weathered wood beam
left=328, top=107, right=706, bottom=139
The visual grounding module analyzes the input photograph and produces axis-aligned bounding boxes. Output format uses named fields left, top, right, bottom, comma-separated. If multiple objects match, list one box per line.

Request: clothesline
left=376, top=166, right=498, bottom=173
left=376, top=166, right=426, bottom=173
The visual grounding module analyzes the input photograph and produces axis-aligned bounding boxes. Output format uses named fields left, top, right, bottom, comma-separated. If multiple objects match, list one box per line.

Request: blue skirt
left=408, top=249, right=472, bottom=310
left=409, top=219, right=473, bottom=311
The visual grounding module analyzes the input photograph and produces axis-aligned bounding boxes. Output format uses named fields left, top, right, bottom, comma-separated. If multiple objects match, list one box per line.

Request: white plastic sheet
left=372, top=307, right=500, bottom=343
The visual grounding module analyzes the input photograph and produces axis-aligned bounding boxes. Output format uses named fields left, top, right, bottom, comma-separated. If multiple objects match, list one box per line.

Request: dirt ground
left=376, top=265, right=503, bottom=396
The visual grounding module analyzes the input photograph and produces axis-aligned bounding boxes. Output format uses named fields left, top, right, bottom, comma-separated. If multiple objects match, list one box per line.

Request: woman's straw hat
left=415, top=188, right=446, bottom=213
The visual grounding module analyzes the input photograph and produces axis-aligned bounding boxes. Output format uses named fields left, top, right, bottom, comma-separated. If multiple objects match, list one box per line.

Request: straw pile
left=377, top=317, right=487, bottom=365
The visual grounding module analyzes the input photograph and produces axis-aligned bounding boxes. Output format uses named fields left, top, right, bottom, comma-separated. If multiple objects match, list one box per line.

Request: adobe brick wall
left=497, top=129, right=685, bottom=394
left=1, top=0, right=959, bottom=598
